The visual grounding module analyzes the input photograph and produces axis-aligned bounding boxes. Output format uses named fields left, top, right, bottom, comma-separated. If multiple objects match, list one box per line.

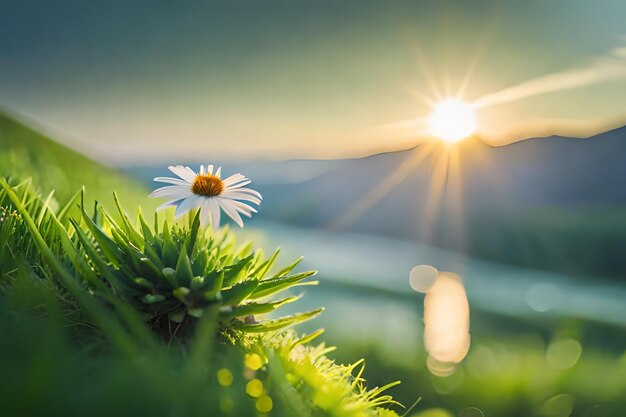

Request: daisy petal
left=200, top=199, right=212, bottom=228
left=157, top=199, right=183, bottom=210
left=224, top=179, right=252, bottom=190
left=168, top=165, right=197, bottom=183
left=149, top=185, right=192, bottom=200
left=154, top=177, right=191, bottom=186
left=220, top=190, right=262, bottom=205
left=229, top=200, right=257, bottom=217
left=222, top=174, right=247, bottom=187
left=216, top=197, right=244, bottom=227
left=227, top=187, right=262, bottom=199
left=209, top=198, right=221, bottom=228
left=175, top=196, right=204, bottom=219
left=215, top=166, right=222, bottom=178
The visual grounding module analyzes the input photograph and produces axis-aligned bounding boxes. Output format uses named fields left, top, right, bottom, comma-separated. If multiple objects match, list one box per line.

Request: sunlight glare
left=424, top=272, right=471, bottom=364
left=428, top=99, right=477, bottom=143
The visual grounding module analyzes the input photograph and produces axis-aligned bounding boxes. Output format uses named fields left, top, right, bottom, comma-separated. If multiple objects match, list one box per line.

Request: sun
left=428, top=99, right=477, bottom=143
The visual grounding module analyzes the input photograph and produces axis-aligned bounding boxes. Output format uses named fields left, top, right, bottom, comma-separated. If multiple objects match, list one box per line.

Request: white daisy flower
left=150, top=164, right=262, bottom=228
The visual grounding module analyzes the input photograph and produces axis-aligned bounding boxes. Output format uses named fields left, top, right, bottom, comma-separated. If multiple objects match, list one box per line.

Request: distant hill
left=127, top=126, right=626, bottom=279
left=0, top=111, right=153, bottom=211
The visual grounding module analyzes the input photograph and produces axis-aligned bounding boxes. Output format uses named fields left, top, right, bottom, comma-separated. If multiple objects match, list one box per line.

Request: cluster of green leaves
left=72, top=192, right=323, bottom=339
left=0, top=178, right=322, bottom=341
left=0, top=178, right=404, bottom=417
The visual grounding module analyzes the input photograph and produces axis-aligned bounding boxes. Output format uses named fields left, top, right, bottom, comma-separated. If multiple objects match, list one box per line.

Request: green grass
left=0, top=177, right=406, bottom=417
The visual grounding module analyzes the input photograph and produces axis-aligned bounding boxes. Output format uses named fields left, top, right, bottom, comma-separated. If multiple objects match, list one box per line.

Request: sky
left=1, top=0, right=625, bottom=163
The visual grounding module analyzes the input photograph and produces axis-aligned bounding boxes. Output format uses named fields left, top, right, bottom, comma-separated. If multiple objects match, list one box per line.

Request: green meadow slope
left=0, top=111, right=154, bottom=211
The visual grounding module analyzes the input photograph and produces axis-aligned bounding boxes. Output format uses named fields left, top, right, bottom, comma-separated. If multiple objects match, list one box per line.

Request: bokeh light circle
left=409, top=264, right=439, bottom=293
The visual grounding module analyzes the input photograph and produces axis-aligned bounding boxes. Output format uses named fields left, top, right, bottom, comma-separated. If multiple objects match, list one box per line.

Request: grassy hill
left=0, top=111, right=154, bottom=212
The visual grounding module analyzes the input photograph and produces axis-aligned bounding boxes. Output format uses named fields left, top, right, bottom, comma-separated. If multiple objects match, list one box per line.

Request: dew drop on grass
left=245, top=353, right=263, bottom=371
left=217, top=368, right=234, bottom=387
left=245, top=379, right=264, bottom=398
left=256, top=395, right=273, bottom=413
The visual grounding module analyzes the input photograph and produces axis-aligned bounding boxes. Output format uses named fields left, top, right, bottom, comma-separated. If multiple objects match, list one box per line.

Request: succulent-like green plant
left=71, top=194, right=322, bottom=338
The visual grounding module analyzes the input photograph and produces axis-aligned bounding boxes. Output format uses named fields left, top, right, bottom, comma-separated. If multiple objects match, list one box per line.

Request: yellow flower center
left=191, top=174, right=224, bottom=197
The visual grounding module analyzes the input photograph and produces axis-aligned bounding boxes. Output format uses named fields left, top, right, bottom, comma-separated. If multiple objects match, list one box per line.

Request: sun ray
left=330, top=141, right=437, bottom=230
left=407, top=43, right=445, bottom=102
left=456, top=14, right=498, bottom=99
left=443, top=144, right=466, bottom=248
left=408, top=89, right=439, bottom=108
left=421, top=145, right=451, bottom=242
